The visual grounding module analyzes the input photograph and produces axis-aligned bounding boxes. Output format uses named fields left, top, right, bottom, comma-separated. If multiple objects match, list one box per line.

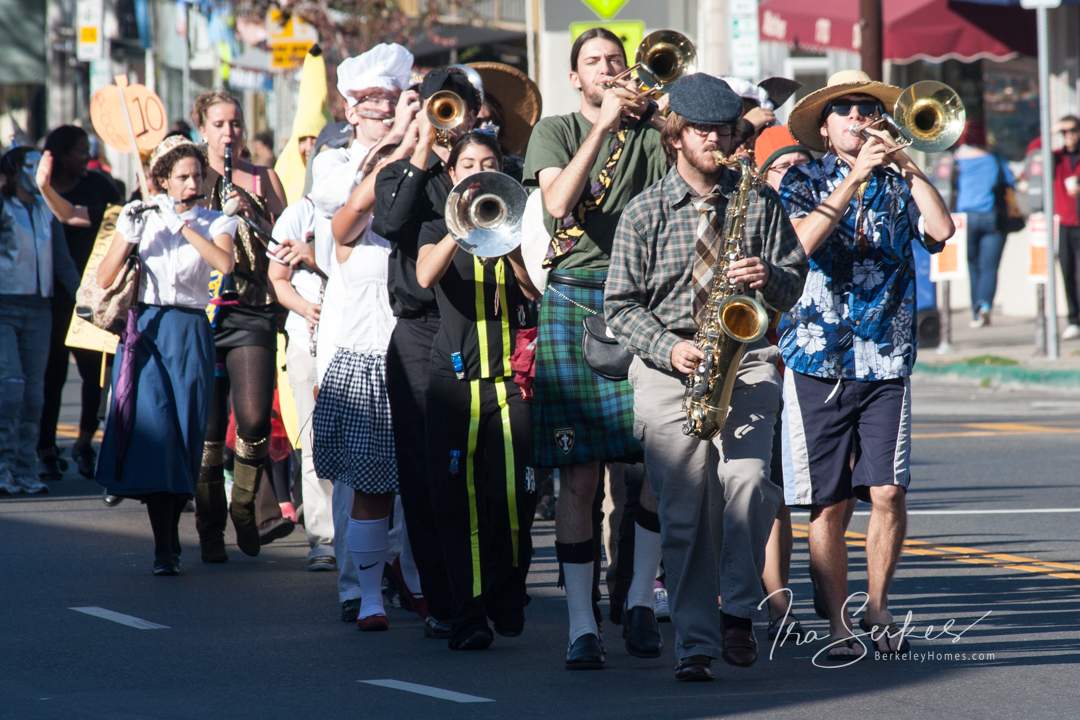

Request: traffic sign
left=267, top=8, right=318, bottom=71
left=581, top=0, right=629, bottom=20
left=76, top=0, right=105, bottom=62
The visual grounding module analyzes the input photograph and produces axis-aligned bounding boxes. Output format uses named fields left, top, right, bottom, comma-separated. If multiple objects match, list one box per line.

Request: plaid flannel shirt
left=605, top=165, right=807, bottom=371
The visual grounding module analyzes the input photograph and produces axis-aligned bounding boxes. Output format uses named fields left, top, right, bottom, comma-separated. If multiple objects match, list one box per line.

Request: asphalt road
left=2, top=375, right=1079, bottom=720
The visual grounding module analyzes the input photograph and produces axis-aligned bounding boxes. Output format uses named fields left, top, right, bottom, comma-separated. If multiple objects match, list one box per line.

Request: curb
left=914, top=361, right=1080, bottom=390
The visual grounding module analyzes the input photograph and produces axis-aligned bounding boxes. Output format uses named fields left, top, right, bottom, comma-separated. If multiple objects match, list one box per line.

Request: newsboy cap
left=667, top=73, right=742, bottom=125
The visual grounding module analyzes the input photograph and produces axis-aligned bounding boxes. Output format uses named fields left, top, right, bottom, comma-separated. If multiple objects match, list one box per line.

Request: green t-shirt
left=522, top=113, right=667, bottom=271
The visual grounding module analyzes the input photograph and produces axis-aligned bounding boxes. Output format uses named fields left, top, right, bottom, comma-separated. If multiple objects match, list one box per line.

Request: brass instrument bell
left=849, top=80, right=966, bottom=154
left=606, top=30, right=696, bottom=98
left=428, top=90, right=468, bottom=145
left=444, top=171, right=527, bottom=258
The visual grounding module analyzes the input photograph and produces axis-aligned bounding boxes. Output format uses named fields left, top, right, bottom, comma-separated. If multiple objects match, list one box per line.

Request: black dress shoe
left=341, top=598, right=361, bottom=623
left=258, top=517, right=295, bottom=546
left=675, top=655, right=714, bottom=682
left=424, top=616, right=452, bottom=639
left=565, top=633, right=606, bottom=670
left=152, top=558, right=181, bottom=576
left=623, top=605, right=663, bottom=658
left=103, top=491, right=123, bottom=507
left=721, top=616, right=758, bottom=667
left=449, top=621, right=494, bottom=651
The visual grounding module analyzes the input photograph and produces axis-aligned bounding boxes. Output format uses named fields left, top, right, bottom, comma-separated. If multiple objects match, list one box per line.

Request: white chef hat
left=722, top=76, right=774, bottom=111
left=337, top=43, right=414, bottom=106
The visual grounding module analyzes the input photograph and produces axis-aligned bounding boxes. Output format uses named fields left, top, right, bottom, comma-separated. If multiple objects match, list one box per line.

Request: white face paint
left=19, top=151, right=42, bottom=196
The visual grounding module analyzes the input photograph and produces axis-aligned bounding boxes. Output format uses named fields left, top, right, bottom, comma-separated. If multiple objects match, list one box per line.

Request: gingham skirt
left=312, top=348, right=398, bottom=494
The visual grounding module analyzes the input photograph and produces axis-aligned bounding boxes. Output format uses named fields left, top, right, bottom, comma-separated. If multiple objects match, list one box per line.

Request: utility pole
left=859, top=0, right=883, bottom=81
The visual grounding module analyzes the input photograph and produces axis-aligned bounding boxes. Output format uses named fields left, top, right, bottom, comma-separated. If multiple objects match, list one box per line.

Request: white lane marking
left=69, top=606, right=169, bottom=630
left=359, top=679, right=494, bottom=704
left=792, top=508, right=1080, bottom=516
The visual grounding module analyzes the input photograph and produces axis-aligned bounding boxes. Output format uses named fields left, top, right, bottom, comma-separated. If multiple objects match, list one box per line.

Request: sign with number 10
left=90, top=78, right=168, bottom=154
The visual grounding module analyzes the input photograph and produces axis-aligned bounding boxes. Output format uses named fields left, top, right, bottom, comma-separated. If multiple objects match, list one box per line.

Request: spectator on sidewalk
left=1053, top=116, right=1080, bottom=340
left=951, top=121, right=1015, bottom=328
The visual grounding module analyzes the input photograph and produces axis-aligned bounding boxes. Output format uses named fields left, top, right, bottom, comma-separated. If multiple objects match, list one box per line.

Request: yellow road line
left=912, top=421, right=1080, bottom=440
left=55, top=423, right=103, bottom=442
left=791, top=523, right=1080, bottom=581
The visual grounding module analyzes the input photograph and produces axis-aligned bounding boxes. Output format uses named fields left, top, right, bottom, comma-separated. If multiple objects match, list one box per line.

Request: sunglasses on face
left=827, top=100, right=884, bottom=118
left=1062, top=127, right=1080, bottom=135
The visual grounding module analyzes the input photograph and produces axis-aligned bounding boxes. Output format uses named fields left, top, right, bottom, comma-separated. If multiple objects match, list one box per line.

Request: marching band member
left=415, top=132, right=539, bottom=650
left=522, top=27, right=668, bottom=669
left=605, top=74, right=807, bottom=681
left=778, top=70, right=953, bottom=660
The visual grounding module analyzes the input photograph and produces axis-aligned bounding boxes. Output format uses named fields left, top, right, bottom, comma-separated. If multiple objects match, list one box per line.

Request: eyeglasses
left=1062, top=127, right=1080, bottom=135
left=768, top=158, right=808, bottom=174
left=687, top=123, right=735, bottom=138
left=827, top=100, right=884, bottom=118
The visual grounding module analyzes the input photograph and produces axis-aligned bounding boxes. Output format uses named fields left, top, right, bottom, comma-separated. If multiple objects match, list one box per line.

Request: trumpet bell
left=635, top=30, right=696, bottom=92
left=445, top=171, right=527, bottom=258
left=428, top=90, right=467, bottom=132
left=894, top=81, right=966, bottom=153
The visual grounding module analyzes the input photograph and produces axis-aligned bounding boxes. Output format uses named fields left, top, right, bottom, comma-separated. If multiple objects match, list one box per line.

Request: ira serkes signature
left=759, top=589, right=993, bottom=669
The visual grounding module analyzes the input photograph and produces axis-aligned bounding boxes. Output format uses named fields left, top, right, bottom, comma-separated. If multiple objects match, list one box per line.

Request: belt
left=548, top=272, right=605, bottom=290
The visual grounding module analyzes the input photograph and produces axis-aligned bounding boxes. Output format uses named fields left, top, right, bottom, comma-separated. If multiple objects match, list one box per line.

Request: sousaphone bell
left=445, top=171, right=527, bottom=258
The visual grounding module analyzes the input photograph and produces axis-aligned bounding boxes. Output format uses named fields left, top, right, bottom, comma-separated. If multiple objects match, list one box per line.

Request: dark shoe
left=38, top=446, right=67, bottom=481
left=152, top=558, right=181, bottom=576
left=258, top=516, right=295, bottom=546
left=565, top=633, right=606, bottom=670
left=768, top=615, right=806, bottom=644
left=199, top=536, right=228, bottom=564
left=623, top=605, right=663, bottom=658
left=230, top=459, right=262, bottom=556
left=72, top=443, right=96, bottom=479
left=341, top=598, right=361, bottom=623
left=424, top=616, right=452, bottom=639
left=102, top=491, right=123, bottom=507
left=449, top=621, right=494, bottom=650
left=491, top=608, right=525, bottom=638
left=307, top=555, right=336, bottom=572
left=357, top=614, right=390, bottom=632
left=674, top=655, right=714, bottom=682
left=721, top=617, right=758, bottom=667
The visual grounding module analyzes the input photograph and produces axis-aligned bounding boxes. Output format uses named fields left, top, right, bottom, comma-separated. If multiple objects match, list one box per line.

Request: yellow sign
left=581, top=0, right=629, bottom=20
left=79, top=26, right=98, bottom=43
left=569, top=20, right=646, bottom=68
left=66, top=205, right=122, bottom=355
left=267, top=8, right=318, bottom=71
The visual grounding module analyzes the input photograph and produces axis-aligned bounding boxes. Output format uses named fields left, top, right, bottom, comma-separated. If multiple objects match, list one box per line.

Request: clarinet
left=216, top=142, right=240, bottom=302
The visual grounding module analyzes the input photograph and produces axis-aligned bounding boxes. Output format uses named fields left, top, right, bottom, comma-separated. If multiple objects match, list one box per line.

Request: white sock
left=627, top=523, right=663, bottom=610
left=398, top=533, right=423, bottom=598
left=564, top=561, right=598, bottom=644
left=347, top=517, right=389, bottom=620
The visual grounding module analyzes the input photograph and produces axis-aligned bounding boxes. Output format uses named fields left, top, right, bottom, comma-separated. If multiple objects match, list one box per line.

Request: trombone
left=427, top=90, right=468, bottom=147
left=604, top=30, right=696, bottom=99
left=444, top=171, right=527, bottom=259
left=849, top=80, right=966, bottom=153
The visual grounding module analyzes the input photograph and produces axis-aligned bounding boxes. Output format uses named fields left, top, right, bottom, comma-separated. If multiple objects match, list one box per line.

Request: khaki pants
left=628, top=350, right=782, bottom=661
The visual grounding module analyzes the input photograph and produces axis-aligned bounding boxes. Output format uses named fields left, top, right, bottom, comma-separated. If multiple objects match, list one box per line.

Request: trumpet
left=604, top=30, right=696, bottom=99
left=428, top=90, right=468, bottom=147
left=848, top=80, right=966, bottom=153
left=444, top=171, right=527, bottom=259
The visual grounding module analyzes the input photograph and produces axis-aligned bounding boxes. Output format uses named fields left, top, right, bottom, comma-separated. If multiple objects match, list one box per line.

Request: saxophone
left=681, top=154, right=771, bottom=440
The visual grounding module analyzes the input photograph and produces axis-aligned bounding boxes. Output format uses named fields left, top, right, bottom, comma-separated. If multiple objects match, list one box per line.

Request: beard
left=581, top=81, right=605, bottom=109
left=683, top=145, right=723, bottom=177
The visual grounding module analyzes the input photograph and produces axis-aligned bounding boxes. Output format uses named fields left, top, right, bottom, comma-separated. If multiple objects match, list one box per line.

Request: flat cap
left=667, top=73, right=742, bottom=125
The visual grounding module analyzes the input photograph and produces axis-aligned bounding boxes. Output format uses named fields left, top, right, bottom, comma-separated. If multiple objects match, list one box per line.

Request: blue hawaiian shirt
left=777, top=154, right=945, bottom=381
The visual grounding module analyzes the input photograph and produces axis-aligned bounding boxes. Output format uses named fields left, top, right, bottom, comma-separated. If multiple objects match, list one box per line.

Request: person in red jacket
left=1052, top=115, right=1080, bottom=340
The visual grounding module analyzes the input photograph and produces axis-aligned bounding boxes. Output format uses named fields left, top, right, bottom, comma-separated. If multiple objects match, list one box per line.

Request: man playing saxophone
left=605, top=73, right=807, bottom=682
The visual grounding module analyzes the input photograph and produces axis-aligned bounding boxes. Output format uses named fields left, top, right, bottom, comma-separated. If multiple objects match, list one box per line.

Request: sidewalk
left=915, top=310, right=1080, bottom=391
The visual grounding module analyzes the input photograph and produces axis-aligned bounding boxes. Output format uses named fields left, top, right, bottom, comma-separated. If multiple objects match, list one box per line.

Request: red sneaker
left=357, top=614, right=390, bottom=632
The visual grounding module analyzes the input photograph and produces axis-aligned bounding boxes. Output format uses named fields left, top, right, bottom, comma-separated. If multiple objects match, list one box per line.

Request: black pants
left=1061, top=225, right=1080, bottom=325
left=386, top=317, right=453, bottom=621
left=39, top=299, right=103, bottom=450
left=426, top=374, right=536, bottom=629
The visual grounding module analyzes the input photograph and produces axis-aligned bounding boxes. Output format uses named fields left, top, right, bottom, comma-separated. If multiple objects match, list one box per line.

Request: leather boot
left=231, top=436, right=267, bottom=557
left=195, top=441, right=228, bottom=563
left=146, top=494, right=180, bottom=576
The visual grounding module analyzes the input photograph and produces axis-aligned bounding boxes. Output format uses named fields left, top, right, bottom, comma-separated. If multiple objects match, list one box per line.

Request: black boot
left=147, top=495, right=180, bottom=576
left=231, top=436, right=267, bottom=557
left=195, top=442, right=228, bottom=563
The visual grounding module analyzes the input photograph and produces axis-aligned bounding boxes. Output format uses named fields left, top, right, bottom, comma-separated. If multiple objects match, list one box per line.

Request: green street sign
left=581, top=0, right=629, bottom=21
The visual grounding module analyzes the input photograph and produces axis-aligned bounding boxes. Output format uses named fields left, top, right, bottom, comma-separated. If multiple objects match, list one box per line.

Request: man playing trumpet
left=605, top=74, right=807, bottom=681
left=777, top=70, right=954, bottom=661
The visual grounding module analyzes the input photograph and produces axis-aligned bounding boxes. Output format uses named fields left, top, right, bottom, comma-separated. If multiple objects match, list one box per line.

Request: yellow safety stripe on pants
left=473, top=256, right=491, bottom=379
left=496, top=261, right=510, bottom=378
left=466, top=379, right=483, bottom=598
left=494, top=380, right=519, bottom=566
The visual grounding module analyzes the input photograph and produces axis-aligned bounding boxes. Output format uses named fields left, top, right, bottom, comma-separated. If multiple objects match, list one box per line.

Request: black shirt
left=417, top=217, right=532, bottom=380
left=60, top=170, right=122, bottom=275
left=373, top=154, right=453, bottom=319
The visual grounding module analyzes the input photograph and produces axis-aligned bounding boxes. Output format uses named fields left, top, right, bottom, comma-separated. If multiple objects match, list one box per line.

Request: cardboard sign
left=90, top=80, right=167, bottom=154
left=65, top=205, right=122, bottom=355
left=929, top=212, right=966, bottom=282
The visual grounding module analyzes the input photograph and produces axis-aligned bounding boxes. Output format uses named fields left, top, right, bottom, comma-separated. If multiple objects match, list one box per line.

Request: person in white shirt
left=94, top=136, right=236, bottom=576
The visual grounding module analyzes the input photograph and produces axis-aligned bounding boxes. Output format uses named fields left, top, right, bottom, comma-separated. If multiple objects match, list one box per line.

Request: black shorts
left=779, top=371, right=911, bottom=507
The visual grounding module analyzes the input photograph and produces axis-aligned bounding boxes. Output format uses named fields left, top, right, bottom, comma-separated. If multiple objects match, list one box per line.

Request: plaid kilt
left=313, top=349, right=398, bottom=494
left=532, top=270, right=641, bottom=468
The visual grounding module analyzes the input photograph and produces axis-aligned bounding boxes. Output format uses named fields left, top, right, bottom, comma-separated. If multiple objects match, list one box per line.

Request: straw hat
left=467, top=62, right=542, bottom=156
left=788, top=70, right=901, bottom=152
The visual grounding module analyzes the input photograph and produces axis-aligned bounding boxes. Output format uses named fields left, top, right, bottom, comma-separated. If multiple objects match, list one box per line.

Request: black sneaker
left=341, top=598, right=361, bottom=623
left=424, top=616, right=452, bottom=639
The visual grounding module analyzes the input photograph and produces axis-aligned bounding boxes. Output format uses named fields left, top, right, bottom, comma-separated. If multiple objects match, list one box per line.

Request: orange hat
left=753, top=125, right=813, bottom=172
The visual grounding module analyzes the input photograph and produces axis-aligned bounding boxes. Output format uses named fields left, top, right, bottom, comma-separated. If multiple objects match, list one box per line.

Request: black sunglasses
left=827, top=100, right=884, bottom=118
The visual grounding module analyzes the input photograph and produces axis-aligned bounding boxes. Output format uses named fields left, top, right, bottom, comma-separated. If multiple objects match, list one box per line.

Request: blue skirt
left=96, top=305, right=214, bottom=497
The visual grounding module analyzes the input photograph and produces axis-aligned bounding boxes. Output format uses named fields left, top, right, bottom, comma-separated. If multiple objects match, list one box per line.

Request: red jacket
left=1053, top=148, right=1080, bottom=227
